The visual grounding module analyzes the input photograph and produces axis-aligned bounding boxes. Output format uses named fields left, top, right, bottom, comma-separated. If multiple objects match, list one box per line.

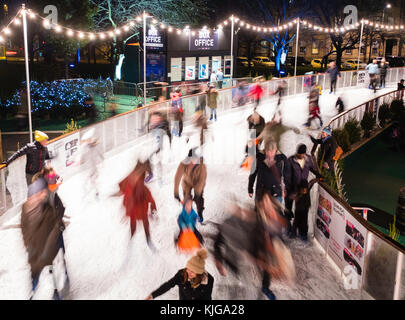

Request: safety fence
left=310, top=89, right=405, bottom=300
left=1, top=67, right=405, bottom=217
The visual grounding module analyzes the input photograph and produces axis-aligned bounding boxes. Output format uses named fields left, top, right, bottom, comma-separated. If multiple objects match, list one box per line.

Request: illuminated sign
left=190, top=30, right=218, bottom=51
left=146, top=27, right=164, bottom=48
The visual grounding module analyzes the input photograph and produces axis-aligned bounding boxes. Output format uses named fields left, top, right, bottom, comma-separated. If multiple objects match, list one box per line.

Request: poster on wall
left=185, top=57, right=196, bottom=80
left=146, top=53, right=166, bottom=82
left=357, top=71, right=369, bottom=88
left=170, top=57, right=183, bottom=82
left=314, top=187, right=333, bottom=250
left=47, top=132, right=81, bottom=175
left=314, top=186, right=367, bottom=285
left=212, top=56, right=222, bottom=74
left=199, top=57, right=209, bottom=80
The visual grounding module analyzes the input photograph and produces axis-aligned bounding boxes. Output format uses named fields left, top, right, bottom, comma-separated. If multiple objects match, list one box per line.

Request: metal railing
left=310, top=89, right=405, bottom=300
left=1, top=67, right=405, bottom=217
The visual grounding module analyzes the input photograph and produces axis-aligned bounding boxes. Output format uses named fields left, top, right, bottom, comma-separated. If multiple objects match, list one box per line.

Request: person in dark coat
left=284, top=144, right=322, bottom=234
left=291, top=179, right=317, bottom=241
left=326, top=61, right=341, bottom=94
left=248, top=139, right=290, bottom=204
left=146, top=248, right=214, bottom=300
left=22, top=176, right=67, bottom=299
left=3, top=130, right=52, bottom=185
left=309, top=127, right=337, bottom=171
left=335, top=97, right=345, bottom=114
left=379, top=58, right=389, bottom=89
left=245, top=109, right=265, bottom=157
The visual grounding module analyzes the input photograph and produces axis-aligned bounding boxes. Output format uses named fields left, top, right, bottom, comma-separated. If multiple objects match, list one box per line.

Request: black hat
left=297, top=144, right=307, bottom=155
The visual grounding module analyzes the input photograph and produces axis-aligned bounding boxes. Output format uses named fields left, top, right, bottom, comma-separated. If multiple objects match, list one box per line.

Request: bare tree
left=89, top=0, right=209, bottom=66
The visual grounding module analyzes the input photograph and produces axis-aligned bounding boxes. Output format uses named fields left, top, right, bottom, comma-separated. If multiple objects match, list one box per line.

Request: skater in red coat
left=118, top=160, right=157, bottom=247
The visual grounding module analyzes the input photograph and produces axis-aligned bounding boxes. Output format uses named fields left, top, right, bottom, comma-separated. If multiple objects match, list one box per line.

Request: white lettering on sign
left=199, top=30, right=210, bottom=39
left=146, top=27, right=162, bottom=46
left=195, top=39, right=214, bottom=47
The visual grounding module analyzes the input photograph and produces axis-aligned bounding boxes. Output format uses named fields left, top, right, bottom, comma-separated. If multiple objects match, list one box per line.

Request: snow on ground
left=0, top=86, right=393, bottom=300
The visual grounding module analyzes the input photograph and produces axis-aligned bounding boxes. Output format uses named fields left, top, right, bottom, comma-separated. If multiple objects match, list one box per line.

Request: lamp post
left=21, top=4, right=33, bottom=143
left=142, top=11, right=152, bottom=107
left=382, top=3, right=391, bottom=24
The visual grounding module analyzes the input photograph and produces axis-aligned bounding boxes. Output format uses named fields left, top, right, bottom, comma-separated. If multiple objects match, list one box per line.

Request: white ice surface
left=1, top=86, right=393, bottom=300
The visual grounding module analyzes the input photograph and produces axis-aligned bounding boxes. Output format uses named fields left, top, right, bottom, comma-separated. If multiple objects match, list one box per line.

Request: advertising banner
left=199, top=57, right=209, bottom=80
left=190, top=29, right=219, bottom=51
left=314, top=186, right=367, bottom=286
left=212, top=56, right=222, bottom=74
left=170, top=57, right=183, bottom=82
left=357, top=70, right=369, bottom=88
left=185, top=57, right=196, bottom=80
left=48, top=133, right=81, bottom=175
left=314, top=186, right=333, bottom=250
left=146, top=53, right=166, bottom=82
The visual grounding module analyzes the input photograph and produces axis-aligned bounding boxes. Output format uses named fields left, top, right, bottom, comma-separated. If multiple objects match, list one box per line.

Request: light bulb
left=109, top=31, right=114, bottom=37
left=168, top=27, right=173, bottom=32
left=99, top=33, right=105, bottom=39
left=130, top=21, right=135, bottom=27
left=0, top=35, right=4, bottom=42
left=55, top=25, right=62, bottom=33
left=14, top=18, right=21, bottom=25
left=67, top=30, right=73, bottom=37
left=160, top=24, right=165, bottom=29
left=78, top=32, right=84, bottom=39
left=89, top=33, right=95, bottom=40
left=224, top=21, right=228, bottom=26
left=29, top=12, right=36, bottom=19
left=43, top=19, right=50, bottom=28
left=4, top=28, right=11, bottom=35
left=136, top=16, right=142, bottom=22
left=191, top=31, right=196, bottom=36
left=124, top=25, right=130, bottom=31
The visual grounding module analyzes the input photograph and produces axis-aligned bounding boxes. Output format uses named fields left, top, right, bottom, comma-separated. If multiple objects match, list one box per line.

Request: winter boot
left=209, top=115, right=213, bottom=121
left=262, top=287, right=277, bottom=300
left=147, top=238, right=157, bottom=252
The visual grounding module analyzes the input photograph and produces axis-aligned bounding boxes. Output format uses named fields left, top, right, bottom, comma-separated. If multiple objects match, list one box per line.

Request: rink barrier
left=1, top=67, right=405, bottom=216
left=310, top=89, right=405, bottom=300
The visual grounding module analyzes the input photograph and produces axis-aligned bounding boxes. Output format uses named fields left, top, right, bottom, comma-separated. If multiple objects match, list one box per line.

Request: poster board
left=224, top=55, right=232, bottom=77
left=199, top=57, right=209, bottom=80
left=356, top=70, right=369, bottom=88
left=212, top=56, right=222, bottom=74
left=185, top=57, right=196, bottom=81
left=170, top=57, right=183, bottom=82
left=314, top=186, right=367, bottom=285
left=47, top=132, right=81, bottom=176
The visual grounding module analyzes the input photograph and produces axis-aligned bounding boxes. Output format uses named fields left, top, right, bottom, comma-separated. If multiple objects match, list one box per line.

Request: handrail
left=311, top=89, right=405, bottom=256
left=326, top=89, right=398, bottom=127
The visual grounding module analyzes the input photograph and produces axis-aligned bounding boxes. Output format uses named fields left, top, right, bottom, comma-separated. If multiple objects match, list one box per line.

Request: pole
left=357, top=20, right=364, bottom=71
left=143, top=10, right=147, bottom=107
left=22, top=4, right=33, bottom=143
left=230, top=15, right=234, bottom=80
left=294, top=18, right=300, bottom=77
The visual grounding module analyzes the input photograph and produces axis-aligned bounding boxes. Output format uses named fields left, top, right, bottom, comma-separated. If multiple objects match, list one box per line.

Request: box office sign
left=190, top=30, right=219, bottom=51
left=146, top=27, right=164, bottom=49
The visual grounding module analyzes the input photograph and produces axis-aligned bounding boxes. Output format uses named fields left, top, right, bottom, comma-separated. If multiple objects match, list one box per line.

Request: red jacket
left=120, top=178, right=156, bottom=221
left=249, top=84, right=264, bottom=100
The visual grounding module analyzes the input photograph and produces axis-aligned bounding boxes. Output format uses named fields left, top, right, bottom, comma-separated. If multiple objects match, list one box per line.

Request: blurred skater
left=117, top=159, right=157, bottom=249
left=304, top=84, right=323, bottom=129
left=248, top=77, right=264, bottom=109
left=170, top=88, right=184, bottom=137
left=174, top=152, right=207, bottom=223
left=22, top=175, right=68, bottom=300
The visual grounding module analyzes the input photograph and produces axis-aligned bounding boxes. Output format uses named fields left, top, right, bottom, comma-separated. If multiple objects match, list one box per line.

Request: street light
left=382, top=3, right=391, bottom=24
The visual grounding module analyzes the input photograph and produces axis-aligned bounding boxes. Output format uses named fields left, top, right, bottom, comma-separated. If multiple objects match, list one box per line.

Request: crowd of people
left=2, top=59, right=399, bottom=301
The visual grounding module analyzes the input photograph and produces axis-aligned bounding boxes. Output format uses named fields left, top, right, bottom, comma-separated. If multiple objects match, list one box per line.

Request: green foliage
left=390, top=99, right=405, bottom=123
left=332, top=129, right=351, bottom=153
left=360, top=111, right=375, bottom=138
left=64, top=119, right=81, bottom=134
left=343, top=118, right=362, bottom=145
left=378, top=103, right=391, bottom=127
left=389, top=216, right=400, bottom=242
left=334, top=160, right=348, bottom=201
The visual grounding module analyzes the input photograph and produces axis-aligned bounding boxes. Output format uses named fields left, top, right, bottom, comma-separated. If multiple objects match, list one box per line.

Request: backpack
left=333, top=145, right=344, bottom=161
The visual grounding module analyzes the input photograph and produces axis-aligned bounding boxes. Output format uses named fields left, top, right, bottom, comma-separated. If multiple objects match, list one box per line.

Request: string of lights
left=2, top=6, right=405, bottom=43
left=217, top=16, right=362, bottom=34
left=0, top=8, right=23, bottom=43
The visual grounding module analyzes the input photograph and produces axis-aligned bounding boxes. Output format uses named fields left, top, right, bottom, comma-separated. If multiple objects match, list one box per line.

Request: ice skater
left=117, top=159, right=157, bottom=249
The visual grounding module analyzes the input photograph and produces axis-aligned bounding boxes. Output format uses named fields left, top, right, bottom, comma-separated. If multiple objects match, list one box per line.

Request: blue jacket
left=177, top=206, right=198, bottom=231
left=366, top=63, right=379, bottom=75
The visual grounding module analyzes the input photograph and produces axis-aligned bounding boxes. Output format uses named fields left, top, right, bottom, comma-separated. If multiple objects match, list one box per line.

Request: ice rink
left=0, top=85, right=394, bottom=300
